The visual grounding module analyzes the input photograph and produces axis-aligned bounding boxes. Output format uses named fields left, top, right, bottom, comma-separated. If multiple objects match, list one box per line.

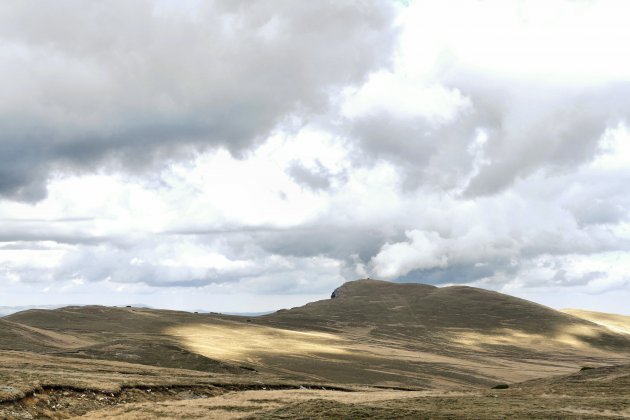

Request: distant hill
left=271, top=279, right=590, bottom=332
left=0, top=318, right=94, bottom=351
left=563, top=308, right=630, bottom=335
left=5, top=305, right=191, bottom=333
left=2, top=279, right=630, bottom=389
left=261, top=279, right=630, bottom=351
left=0, top=304, right=67, bottom=317
left=5, top=306, right=247, bottom=374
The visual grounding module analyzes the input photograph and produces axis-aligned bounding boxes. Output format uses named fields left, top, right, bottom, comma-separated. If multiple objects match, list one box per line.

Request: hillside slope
left=171, top=280, right=630, bottom=387
left=3, top=279, right=630, bottom=389
left=4, top=306, right=246, bottom=374
left=563, top=308, right=630, bottom=335
left=0, top=318, right=93, bottom=351
left=260, top=279, right=630, bottom=351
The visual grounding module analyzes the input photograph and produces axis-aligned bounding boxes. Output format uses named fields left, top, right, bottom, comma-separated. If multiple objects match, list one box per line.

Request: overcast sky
left=1, top=0, right=630, bottom=314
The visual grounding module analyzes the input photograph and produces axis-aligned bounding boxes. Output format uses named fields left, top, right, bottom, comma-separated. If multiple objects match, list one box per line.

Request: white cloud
left=371, top=230, right=447, bottom=278
left=341, top=71, right=471, bottom=122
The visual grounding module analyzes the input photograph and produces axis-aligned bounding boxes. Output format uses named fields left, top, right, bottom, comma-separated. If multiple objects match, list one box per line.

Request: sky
left=1, top=0, right=630, bottom=314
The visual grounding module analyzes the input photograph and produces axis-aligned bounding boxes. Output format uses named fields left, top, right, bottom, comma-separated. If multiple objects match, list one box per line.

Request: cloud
left=371, top=230, right=446, bottom=278
left=366, top=130, right=630, bottom=286
left=2, top=1, right=630, bottom=312
left=287, top=161, right=332, bottom=191
left=0, top=0, right=397, bottom=200
left=0, top=233, right=344, bottom=297
left=454, top=80, right=630, bottom=196
left=345, top=70, right=630, bottom=198
left=342, top=1, right=630, bottom=196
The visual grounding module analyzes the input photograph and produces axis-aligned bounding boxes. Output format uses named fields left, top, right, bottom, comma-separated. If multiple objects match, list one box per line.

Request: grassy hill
left=1, top=279, right=630, bottom=418
left=563, top=308, right=630, bottom=335
left=5, top=306, right=247, bottom=374
left=260, top=279, right=630, bottom=351
left=0, top=318, right=94, bottom=352
left=3, top=280, right=630, bottom=388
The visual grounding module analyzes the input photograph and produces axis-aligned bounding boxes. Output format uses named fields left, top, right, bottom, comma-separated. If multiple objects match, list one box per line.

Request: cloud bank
left=1, top=0, right=630, bottom=313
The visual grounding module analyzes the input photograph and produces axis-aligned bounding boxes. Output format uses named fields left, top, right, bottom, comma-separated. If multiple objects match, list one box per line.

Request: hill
left=271, top=279, right=603, bottom=332
left=165, top=279, right=630, bottom=388
left=0, top=318, right=93, bottom=352
left=563, top=308, right=630, bottom=335
left=3, top=280, right=630, bottom=389
left=4, top=306, right=248, bottom=374
left=261, top=279, right=630, bottom=350
left=2, top=279, right=630, bottom=418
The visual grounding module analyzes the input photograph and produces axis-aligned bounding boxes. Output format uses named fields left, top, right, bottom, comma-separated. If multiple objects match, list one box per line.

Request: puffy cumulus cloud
left=0, top=0, right=397, bottom=201
left=367, top=125, right=630, bottom=296
left=371, top=231, right=447, bottom=278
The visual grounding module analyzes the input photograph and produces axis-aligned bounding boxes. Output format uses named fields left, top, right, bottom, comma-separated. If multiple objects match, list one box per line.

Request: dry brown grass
left=2, top=280, right=630, bottom=418
left=75, top=364, right=630, bottom=419
left=166, top=321, right=349, bottom=362
left=563, top=308, right=630, bottom=335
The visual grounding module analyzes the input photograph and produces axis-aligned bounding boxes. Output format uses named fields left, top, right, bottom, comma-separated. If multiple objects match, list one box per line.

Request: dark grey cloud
left=287, top=161, right=333, bottom=191
left=250, top=225, right=400, bottom=262
left=166, top=225, right=402, bottom=265
left=551, top=269, right=604, bottom=287
left=0, top=0, right=397, bottom=201
left=396, top=263, right=499, bottom=285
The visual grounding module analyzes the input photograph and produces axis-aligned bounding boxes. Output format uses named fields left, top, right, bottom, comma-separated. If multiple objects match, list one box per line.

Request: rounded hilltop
left=264, top=278, right=630, bottom=351
left=330, top=278, right=436, bottom=299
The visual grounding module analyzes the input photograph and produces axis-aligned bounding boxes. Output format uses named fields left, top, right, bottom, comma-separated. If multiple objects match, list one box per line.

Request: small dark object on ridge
left=246, top=319, right=252, bottom=322
left=491, top=384, right=509, bottom=389
left=126, top=305, right=131, bottom=308
left=580, top=366, right=595, bottom=371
